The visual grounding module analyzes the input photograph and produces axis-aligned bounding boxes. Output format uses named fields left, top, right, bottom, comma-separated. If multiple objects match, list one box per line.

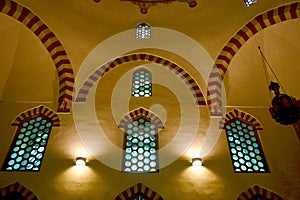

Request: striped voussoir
left=207, top=2, right=300, bottom=115
left=75, top=53, right=206, bottom=105
left=119, top=107, right=164, bottom=129
left=219, top=108, right=263, bottom=130
left=115, top=183, right=164, bottom=200
left=236, top=184, right=284, bottom=200
left=0, top=182, right=38, bottom=200
left=0, top=0, right=74, bottom=104
left=207, top=64, right=223, bottom=116
left=11, top=105, right=60, bottom=126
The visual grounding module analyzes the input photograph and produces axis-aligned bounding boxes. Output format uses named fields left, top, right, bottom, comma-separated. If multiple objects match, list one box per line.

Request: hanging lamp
left=258, top=47, right=300, bottom=125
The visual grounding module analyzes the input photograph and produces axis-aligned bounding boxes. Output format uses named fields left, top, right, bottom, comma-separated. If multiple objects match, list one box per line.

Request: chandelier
left=259, top=47, right=300, bottom=125
left=93, top=0, right=197, bottom=14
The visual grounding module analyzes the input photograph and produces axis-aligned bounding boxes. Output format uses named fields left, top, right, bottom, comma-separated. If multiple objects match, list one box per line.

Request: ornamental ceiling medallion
left=120, top=0, right=197, bottom=14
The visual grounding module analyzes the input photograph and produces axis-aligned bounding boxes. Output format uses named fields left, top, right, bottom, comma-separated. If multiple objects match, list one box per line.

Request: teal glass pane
left=3, top=115, right=52, bottom=171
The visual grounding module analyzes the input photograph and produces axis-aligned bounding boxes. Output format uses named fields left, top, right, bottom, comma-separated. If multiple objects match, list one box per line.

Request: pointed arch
left=0, top=182, right=38, bottom=200
left=219, top=108, right=262, bottom=130
left=0, top=0, right=74, bottom=106
left=221, top=109, right=268, bottom=173
left=11, top=105, right=60, bottom=127
left=75, top=53, right=205, bottom=105
left=119, top=107, right=163, bottom=130
left=115, top=183, right=164, bottom=200
left=119, top=107, right=163, bottom=173
left=237, top=185, right=283, bottom=200
left=2, top=105, right=59, bottom=171
left=207, top=2, right=300, bottom=115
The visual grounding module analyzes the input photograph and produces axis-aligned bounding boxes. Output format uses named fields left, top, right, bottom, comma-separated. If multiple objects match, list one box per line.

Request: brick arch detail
left=115, top=182, right=164, bottom=200
left=207, top=2, right=300, bottom=116
left=11, top=105, right=60, bottom=126
left=119, top=107, right=164, bottom=130
left=219, top=108, right=263, bottom=130
left=0, top=182, right=38, bottom=200
left=237, top=184, right=283, bottom=200
left=0, top=0, right=74, bottom=105
left=75, top=53, right=206, bottom=105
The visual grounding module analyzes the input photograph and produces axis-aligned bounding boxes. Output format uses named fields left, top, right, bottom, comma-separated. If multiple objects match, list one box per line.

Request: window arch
left=135, top=23, right=151, bottom=39
left=119, top=108, right=163, bottom=173
left=132, top=67, right=152, bottom=97
left=236, top=184, right=283, bottom=200
left=115, top=182, right=164, bottom=200
left=2, top=105, right=60, bottom=171
left=0, top=182, right=38, bottom=200
left=221, top=109, right=269, bottom=173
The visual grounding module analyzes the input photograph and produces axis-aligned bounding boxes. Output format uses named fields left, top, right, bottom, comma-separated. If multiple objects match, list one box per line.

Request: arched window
left=119, top=108, right=163, bottom=173
left=222, top=109, right=269, bottom=173
left=2, top=105, right=59, bottom=171
left=135, top=23, right=151, bottom=39
left=115, top=182, right=164, bottom=200
left=244, top=0, right=257, bottom=7
left=236, top=184, right=283, bottom=200
left=250, top=195, right=270, bottom=200
left=132, top=193, right=150, bottom=200
left=132, top=67, right=152, bottom=97
left=0, top=182, right=39, bottom=200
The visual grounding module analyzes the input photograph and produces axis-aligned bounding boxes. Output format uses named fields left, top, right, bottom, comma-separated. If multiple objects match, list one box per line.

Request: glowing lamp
left=192, top=158, right=202, bottom=166
left=75, top=157, right=86, bottom=166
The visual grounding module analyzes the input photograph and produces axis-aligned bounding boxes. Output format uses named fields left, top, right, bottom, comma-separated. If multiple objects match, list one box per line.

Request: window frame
left=224, top=118, right=269, bottom=173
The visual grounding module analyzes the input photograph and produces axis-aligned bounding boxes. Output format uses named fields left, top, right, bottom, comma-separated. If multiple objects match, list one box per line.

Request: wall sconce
left=192, top=158, right=202, bottom=166
left=75, top=157, right=87, bottom=166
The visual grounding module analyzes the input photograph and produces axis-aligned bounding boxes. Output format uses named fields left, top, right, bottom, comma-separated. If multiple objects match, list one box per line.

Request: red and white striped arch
left=75, top=53, right=206, bottom=105
left=0, top=182, right=38, bottom=200
left=118, top=107, right=164, bottom=130
left=207, top=2, right=300, bottom=116
left=237, top=184, right=283, bottom=200
left=0, top=0, right=74, bottom=105
left=115, top=183, right=164, bottom=200
left=219, top=108, right=263, bottom=130
left=11, top=105, right=60, bottom=127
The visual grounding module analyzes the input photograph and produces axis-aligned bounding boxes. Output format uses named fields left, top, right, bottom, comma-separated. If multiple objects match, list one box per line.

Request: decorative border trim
left=119, top=107, right=164, bottom=129
left=219, top=108, right=263, bottom=130
left=237, top=184, right=283, bottom=200
left=115, top=183, right=164, bottom=200
left=11, top=105, right=60, bottom=126
left=75, top=53, right=206, bottom=105
left=0, top=182, right=38, bottom=200
left=0, top=0, right=74, bottom=104
left=207, top=2, right=300, bottom=115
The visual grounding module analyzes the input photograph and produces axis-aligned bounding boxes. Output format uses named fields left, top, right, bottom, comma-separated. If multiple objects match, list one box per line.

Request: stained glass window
left=225, top=119, right=269, bottom=173
left=132, top=68, right=152, bottom=97
left=244, top=0, right=257, bottom=7
left=136, top=23, right=151, bottom=39
left=122, top=118, right=158, bottom=173
left=2, top=115, right=52, bottom=171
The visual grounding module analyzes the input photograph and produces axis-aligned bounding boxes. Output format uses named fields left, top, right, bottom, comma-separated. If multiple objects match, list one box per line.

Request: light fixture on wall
left=192, top=158, right=202, bottom=166
left=75, top=157, right=87, bottom=166
left=259, top=47, right=300, bottom=125
left=93, top=0, right=197, bottom=14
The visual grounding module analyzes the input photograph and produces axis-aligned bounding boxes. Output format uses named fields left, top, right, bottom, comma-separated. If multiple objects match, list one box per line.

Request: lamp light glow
left=75, top=157, right=86, bottom=166
left=192, top=158, right=202, bottom=166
